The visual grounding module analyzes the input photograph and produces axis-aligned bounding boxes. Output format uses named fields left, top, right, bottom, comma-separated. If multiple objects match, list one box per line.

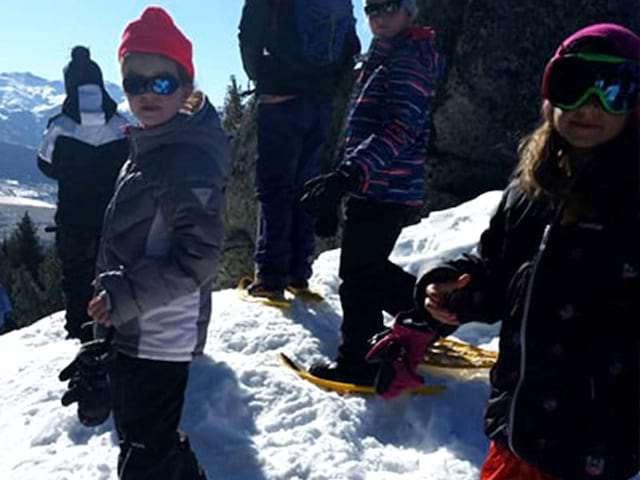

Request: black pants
left=56, top=227, right=100, bottom=341
left=254, top=96, right=333, bottom=287
left=109, top=354, right=206, bottom=480
left=338, top=199, right=420, bottom=362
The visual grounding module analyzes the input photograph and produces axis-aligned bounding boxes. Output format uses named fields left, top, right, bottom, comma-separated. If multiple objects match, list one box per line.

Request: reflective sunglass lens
left=122, top=74, right=181, bottom=96
left=150, top=77, right=179, bottom=95
left=122, top=77, right=146, bottom=95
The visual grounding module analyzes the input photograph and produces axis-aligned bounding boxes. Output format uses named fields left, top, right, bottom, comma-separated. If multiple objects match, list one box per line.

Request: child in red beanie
left=374, top=22, right=639, bottom=480
left=85, top=6, right=230, bottom=479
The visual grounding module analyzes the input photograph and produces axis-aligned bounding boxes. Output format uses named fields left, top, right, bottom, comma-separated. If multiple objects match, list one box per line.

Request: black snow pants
left=56, top=226, right=101, bottom=342
left=337, top=198, right=421, bottom=363
left=109, top=353, right=207, bottom=480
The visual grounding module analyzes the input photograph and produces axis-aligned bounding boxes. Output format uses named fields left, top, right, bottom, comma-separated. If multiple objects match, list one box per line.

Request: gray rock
left=419, top=0, right=640, bottom=206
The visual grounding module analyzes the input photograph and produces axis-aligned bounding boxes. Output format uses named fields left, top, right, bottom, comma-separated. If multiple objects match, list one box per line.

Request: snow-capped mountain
left=0, top=72, right=126, bottom=148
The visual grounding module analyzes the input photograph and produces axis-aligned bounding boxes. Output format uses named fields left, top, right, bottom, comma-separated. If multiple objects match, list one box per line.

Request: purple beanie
left=541, top=23, right=640, bottom=99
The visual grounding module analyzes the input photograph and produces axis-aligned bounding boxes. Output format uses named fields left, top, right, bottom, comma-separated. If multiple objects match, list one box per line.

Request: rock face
left=216, top=2, right=639, bottom=288
left=417, top=0, right=640, bottom=208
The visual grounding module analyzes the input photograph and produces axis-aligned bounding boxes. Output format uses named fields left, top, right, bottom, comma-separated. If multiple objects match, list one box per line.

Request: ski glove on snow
left=59, top=338, right=114, bottom=427
left=366, top=310, right=439, bottom=399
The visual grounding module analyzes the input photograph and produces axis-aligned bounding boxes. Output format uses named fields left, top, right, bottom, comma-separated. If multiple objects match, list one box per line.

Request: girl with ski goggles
left=543, top=50, right=640, bottom=115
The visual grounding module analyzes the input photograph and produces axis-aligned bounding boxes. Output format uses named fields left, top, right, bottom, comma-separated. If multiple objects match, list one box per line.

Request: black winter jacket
left=415, top=180, right=640, bottom=480
left=37, top=112, right=128, bottom=231
left=238, top=0, right=360, bottom=96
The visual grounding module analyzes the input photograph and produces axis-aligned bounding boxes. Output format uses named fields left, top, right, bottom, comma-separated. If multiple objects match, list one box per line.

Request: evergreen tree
left=0, top=239, right=11, bottom=287
left=222, top=75, right=245, bottom=136
left=38, top=246, right=64, bottom=315
left=0, top=217, right=64, bottom=334
left=10, top=267, right=44, bottom=329
left=6, top=213, right=44, bottom=284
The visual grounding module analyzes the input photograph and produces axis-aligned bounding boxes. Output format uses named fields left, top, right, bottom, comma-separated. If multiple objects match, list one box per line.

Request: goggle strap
left=571, top=52, right=637, bottom=65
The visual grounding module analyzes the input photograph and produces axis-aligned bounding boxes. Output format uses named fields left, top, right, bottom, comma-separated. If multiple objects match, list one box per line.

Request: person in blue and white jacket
left=301, top=0, right=444, bottom=383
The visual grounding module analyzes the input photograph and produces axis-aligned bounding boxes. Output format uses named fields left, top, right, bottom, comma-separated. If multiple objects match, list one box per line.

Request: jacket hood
left=129, top=92, right=231, bottom=178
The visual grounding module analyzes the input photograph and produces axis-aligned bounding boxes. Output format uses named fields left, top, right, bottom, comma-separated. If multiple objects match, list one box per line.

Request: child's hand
left=88, top=292, right=112, bottom=327
left=424, top=274, right=471, bottom=325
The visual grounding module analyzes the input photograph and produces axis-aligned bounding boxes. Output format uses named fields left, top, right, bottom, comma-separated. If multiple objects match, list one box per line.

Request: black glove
left=313, top=208, right=340, bottom=238
left=59, top=338, right=114, bottom=427
left=301, top=170, right=354, bottom=217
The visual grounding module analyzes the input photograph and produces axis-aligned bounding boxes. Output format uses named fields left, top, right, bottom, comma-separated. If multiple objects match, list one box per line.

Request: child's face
left=366, top=0, right=412, bottom=39
left=122, top=53, right=192, bottom=128
left=553, top=96, right=629, bottom=150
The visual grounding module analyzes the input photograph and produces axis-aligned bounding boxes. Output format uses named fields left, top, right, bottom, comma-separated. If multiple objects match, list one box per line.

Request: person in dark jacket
left=83, top=7, right=230, bottom=479
left=301, top=0, right=443, bottom=383
left=238, top=0, right=361, bottom=301
left=37, top=46, right=128, bottom=342
left=372, top=23, right=640, bottom=480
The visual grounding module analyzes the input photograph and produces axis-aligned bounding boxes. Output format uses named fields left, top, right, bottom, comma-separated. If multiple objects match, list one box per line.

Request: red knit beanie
left=118, top=7, right=194, bottom=79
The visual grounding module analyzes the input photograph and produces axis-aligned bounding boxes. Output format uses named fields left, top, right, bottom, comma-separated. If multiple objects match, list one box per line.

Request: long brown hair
left=514, top=101, right=640, bottom=205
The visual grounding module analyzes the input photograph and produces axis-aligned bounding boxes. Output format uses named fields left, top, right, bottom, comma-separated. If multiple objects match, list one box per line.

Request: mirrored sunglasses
left=122, top=74, right=182, bottom=96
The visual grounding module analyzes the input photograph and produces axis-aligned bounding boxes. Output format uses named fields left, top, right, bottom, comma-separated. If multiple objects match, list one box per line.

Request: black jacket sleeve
left=415, top=190, right=512, bottom=325
left=37, top=155, right=57, bottom=179
left=238, top=0, right=270, bottom=82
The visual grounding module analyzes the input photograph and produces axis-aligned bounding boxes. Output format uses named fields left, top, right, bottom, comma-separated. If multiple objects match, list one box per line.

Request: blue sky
left=0, top=1, right=373, bottom=105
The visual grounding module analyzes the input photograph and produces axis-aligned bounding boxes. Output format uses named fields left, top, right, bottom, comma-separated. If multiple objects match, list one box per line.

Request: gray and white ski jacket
left=96, top=96, right=230, bottom=362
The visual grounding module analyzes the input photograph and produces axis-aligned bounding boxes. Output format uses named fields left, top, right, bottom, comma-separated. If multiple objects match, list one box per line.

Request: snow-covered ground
left=2, top=191, right=632, bottom=480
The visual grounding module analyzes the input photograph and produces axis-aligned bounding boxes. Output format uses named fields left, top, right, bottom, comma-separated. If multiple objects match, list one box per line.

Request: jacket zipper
left=507, top=201, right=565, bottom=458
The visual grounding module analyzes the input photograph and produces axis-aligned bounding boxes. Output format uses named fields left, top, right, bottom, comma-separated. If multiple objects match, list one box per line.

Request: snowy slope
left=3, top=191, right=631, bottom=480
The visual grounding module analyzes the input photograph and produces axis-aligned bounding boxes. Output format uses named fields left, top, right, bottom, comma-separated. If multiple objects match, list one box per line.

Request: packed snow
left=4, top=191, right=632, bottom=480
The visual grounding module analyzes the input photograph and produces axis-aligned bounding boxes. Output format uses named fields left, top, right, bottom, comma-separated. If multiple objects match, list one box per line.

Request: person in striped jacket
left=301, top=0, right=444, bottom=383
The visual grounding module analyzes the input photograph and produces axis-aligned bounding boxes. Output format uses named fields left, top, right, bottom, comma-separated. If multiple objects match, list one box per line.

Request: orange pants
left=480, top=442, right=556, bottom=480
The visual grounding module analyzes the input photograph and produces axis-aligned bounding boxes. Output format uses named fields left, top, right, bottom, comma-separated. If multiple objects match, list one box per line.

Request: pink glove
left=366, top=311, right=438, bottom=399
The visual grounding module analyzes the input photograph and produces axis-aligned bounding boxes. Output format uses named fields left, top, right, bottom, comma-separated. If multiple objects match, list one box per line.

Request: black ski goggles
left=364, top=0, right=403, bottom=18
left=122, top=73, right=182, bottom=96
left=543, top=53, right=640, bottom=115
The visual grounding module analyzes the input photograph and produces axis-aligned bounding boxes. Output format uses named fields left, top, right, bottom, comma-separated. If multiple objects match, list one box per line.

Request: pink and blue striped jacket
left=337, top=26, right=443, bottom=207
